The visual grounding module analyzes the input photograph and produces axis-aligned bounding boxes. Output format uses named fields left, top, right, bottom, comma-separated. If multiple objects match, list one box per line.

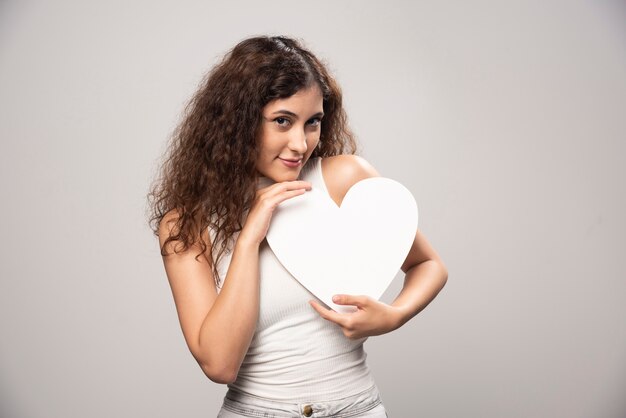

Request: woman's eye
left=307, top=117, right=321, bottom=127
left=275, top=117, right=290, bottom=127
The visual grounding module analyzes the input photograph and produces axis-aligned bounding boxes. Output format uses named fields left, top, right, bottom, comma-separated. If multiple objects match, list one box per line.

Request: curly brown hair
left=146, top=35, right=359, bottom=289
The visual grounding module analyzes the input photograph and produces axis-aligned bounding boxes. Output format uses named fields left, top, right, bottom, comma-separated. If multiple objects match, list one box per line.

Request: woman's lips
left=279, top=158, right=302, bottom=168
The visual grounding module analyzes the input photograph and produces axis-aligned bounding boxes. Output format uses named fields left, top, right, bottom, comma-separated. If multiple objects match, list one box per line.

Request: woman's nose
left=288, top=128, right=308, bottom=153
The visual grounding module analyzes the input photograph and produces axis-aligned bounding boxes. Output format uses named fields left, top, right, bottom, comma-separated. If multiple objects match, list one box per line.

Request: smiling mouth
left=278, top=157, right=303, bottom=168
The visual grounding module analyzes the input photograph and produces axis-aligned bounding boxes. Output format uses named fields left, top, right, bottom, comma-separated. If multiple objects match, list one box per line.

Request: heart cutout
left=266, top=176, right=418, bottom=313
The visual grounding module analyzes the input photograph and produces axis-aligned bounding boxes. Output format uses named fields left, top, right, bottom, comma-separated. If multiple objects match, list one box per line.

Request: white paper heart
left=266, top=177, right=418, bottom=313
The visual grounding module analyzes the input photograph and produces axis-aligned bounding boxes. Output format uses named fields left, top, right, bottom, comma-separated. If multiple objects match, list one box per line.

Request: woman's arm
left=391, top=228, right=448, bottom=328
left=309, top=154, right=448, bottom=337
left=160, top=181, right=312, bottom=383
left=159, top=211, right=261, bottom=384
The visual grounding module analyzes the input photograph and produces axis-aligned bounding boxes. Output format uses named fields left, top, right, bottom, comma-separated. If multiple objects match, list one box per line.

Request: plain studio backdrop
left=1, top=1, right=624, bottom=417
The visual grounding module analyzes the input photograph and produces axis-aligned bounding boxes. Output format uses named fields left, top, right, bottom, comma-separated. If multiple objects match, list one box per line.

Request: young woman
left=147, top=35, right=448, bottom=417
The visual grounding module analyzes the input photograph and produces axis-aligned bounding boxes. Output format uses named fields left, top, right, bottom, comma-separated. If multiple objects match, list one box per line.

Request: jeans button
left=302, top=404, right=313, bottom=417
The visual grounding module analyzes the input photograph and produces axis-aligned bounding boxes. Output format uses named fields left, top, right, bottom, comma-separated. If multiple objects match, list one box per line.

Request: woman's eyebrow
left=270, top=110, right=324, bottom=119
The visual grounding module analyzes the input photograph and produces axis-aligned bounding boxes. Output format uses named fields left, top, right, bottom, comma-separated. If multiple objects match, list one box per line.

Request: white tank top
left=210, top=156, right=376, bottom=402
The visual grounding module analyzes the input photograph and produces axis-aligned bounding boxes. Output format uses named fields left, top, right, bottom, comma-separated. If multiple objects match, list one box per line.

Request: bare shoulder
left=158, top=208, right=212, bottom=260
left=320, top=154, right=381, bottom=207
left=158, top=209, right=182, bottom=252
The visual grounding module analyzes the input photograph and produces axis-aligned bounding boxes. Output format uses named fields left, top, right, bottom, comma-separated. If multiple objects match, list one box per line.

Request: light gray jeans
left=217, top=384, right=388, bottom=417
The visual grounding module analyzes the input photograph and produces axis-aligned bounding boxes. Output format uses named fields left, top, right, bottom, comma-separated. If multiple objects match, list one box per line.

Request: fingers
left=264, top=188, right=307, bottom=210
left=256, top=181, right=312, bottom=210
left=309, top=300, right=365, bottom=340
left=308, top=300, right=350, bottom=328
left=256, top=181, right=312, bottom=197
left=332, top=294, right=369, bottom=308
left=243, top=180, right=312, bottom=244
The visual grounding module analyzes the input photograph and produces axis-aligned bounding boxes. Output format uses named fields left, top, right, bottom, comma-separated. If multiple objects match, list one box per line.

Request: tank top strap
left=302, top=156, right=341, bottom=209
left=297, top=156, right=316, bottom=181
left=299, top=156, right=328, bottom=192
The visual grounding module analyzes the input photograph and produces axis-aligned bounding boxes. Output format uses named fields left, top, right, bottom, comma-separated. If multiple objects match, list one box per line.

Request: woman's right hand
left=239, top=180, right=312, bottom=246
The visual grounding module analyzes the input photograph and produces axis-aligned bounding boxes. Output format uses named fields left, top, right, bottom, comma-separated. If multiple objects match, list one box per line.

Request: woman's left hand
left=308, top=295, right=405, bottom=340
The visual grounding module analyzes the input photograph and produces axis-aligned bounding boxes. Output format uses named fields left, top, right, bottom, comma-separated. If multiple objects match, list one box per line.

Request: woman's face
left=256, top=85, right=324, bottom=182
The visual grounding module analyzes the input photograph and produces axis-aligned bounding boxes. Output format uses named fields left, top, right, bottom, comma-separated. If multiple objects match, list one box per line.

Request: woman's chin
left=268, top=172, right=300, bottom=183
left=258, top=163, right=303, bottom=182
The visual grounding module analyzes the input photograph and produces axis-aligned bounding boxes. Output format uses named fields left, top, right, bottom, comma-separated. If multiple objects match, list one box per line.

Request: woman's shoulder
left=158, top=208, right=213, bottom=260
left=320, top=154, right=380, bottom=207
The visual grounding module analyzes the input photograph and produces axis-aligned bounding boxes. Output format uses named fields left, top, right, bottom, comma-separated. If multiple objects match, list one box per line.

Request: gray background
left=1, top=0, right=624, bottom=417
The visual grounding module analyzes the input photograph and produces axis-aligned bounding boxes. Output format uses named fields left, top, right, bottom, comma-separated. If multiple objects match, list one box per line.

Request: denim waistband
left=222, top=383, right=383, bottom=417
